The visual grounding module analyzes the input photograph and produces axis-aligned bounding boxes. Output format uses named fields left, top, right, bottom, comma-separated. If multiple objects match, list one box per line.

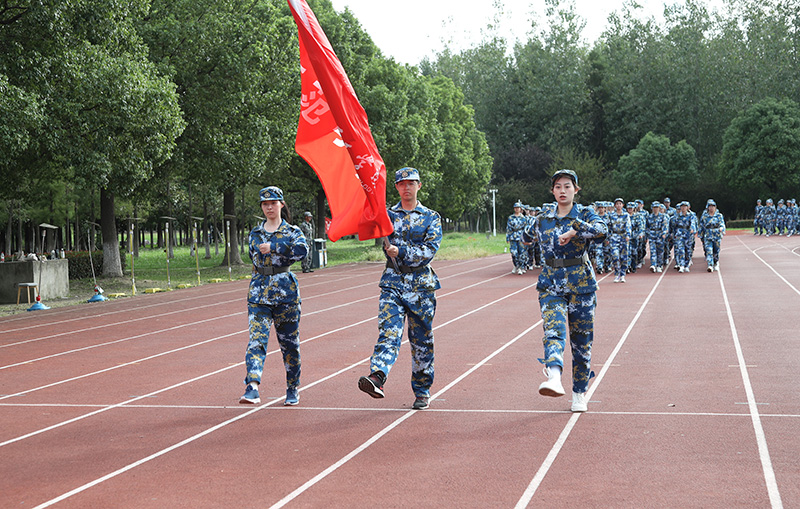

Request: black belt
left=544, top=252, right=589, bottom=268
left=254, top=265, right=291, bottom=276
left=386, top=261, right=427, bottom=274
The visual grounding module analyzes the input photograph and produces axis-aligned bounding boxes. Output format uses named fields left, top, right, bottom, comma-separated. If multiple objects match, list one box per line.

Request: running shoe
left=239, top=384, right=260, bottom=405
left=571, top=391, right=588, bottom=412
left=538, top=367, right=565, bottom=397
left=358, top=372, right=385, bottom=398
left=285, top=387, right=299, bottom=406
left=412, top=396, right=429, bottom=410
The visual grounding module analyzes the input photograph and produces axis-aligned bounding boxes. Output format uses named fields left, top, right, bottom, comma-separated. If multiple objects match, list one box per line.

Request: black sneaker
left=412, top=396, right=429, bottom=410
left=358, top=373, right=385, bottom=398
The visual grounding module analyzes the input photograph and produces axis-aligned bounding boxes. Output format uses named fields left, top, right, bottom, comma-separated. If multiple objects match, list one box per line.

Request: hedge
left=65, top=249, right=127, bottom=280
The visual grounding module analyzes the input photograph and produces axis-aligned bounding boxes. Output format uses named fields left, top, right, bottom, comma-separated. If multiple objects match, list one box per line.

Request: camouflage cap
left=259, top=186, right=284, bottom=202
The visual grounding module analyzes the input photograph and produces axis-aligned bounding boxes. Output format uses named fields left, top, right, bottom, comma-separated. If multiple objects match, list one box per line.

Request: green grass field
left=0, top=232, right=508, bottom=315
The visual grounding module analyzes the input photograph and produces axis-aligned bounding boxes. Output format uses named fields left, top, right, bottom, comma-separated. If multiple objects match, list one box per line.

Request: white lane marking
left=717, top=267, right=783, bottom=508
left=737, top=237, right=800, bottom=297
left=515, top=256, right=670, bottom=508
left=271, top=311, right=542, bottom=508
left=3, top=262, right=518, bottom=444
left=31, top=282, right=538, bottom=508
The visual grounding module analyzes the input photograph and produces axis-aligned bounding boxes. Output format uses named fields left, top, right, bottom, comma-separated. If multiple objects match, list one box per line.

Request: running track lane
left=0, top=239, right=797, bottom=508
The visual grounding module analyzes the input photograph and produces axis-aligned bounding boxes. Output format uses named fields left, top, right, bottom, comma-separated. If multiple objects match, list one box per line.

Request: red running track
left=0, top=231, right=797, bottom=508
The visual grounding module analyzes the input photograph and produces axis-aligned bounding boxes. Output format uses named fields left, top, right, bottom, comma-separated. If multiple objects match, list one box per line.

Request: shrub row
left=65, top=249, right=127, bottom=280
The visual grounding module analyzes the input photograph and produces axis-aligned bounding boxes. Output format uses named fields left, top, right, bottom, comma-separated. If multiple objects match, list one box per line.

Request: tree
left=1, top=1, right=185, bottom=275
left=615, top=132, right=699, bottom=203
left=719, top=97, right=800, bottom=196
left=140, top=0, right=297, bottom=265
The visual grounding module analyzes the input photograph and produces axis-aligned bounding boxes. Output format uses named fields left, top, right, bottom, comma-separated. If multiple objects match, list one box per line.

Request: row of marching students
left=754, top=198, right=799, bottom=236
left=589, top=198, right=726, bottom=276
left=508, top=197, right=727, bottom=279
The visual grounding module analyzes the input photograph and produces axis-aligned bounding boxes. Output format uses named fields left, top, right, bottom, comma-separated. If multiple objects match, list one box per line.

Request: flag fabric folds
left=287, top=0, right=393, bottom=241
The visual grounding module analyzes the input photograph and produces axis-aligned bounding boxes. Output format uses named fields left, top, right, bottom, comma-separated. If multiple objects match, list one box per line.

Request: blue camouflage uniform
left=369, top=191, right=443, bottom=399
left=506, top=205, right=528, bottom=273
left=788, top=200, right=798, bottom=236
left=673, top=203, right=697, bottom=270
left=698, top=200, right=725, bottom=270
left=754, top=201, right=763, bottom=235
left=646, top=202, right=670, bottom=271
left=606, top=201, right=631, bottom=279
left=777, top=200, right=788, bottom=235
left=763, top=199, right=776, bottom=236
left=244, top=190, right=308, bottom=391
left=522, top=198, right=607, bottom=394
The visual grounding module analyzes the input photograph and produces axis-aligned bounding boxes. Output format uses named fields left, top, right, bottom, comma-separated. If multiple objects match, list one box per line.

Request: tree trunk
left=316, top=189, right=326, bottom=238
left=203, top=200, right=211, bottom=259
left=221, top=189, right=243, bottom=265
left=100, top=188, right=123, bottom=277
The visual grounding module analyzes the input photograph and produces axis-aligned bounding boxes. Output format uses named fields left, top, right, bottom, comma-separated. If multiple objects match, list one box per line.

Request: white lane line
left=6, top=402, right=799, bottom=419
left=31, top=281, right=537, bottom=508
left=717, top=268, right=783, bottom=508
left=271, top=301, right=541, bottom=508
left=0, top=312, right=244, bottom=371
left=515, top=257, right=671, bottom=508
left=3, top=263, right=516, bottom=445
left=737, top=237, right=800, bottom=297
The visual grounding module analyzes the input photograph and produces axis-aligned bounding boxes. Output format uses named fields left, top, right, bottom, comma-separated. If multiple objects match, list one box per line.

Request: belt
left=254, top=265, right=291, bottom=276
left=386, top=261, right=427, bottom=274
left=544, top=252, right=589, bottom=268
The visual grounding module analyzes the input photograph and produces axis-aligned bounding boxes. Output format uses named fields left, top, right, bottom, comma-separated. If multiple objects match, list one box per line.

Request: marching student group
left=231, top=166, right=768, bottom=417
left=507, top=195, right=727, bottom=280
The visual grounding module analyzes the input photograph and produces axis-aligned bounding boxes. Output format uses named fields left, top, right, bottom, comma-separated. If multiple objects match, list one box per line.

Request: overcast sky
left=327, top=0, right=725, bottom=65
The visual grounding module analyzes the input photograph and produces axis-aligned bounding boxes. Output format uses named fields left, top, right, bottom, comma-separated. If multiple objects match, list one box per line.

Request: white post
left=490, top=189, right=498, bottom=237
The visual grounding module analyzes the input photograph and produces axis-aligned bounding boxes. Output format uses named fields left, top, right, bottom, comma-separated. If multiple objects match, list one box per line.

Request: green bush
left=65, top=249, right=127, bottom=279
left=727, top=219, right=753, bottom=229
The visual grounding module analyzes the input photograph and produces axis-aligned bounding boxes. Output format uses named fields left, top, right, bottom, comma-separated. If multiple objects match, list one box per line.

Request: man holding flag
left=358, top=168, right=442, bottom=410
left=287, top=2, right=442, bottom=408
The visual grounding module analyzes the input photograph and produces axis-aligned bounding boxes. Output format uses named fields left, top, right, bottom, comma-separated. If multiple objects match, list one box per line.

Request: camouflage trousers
left=509, top=240, right=528, bottom=270
left=704, top=236, right=721, bottom=267
left=674, top=232, right=694, bottom=268
left=608, top=234, right=628, bottom=277
left=370, top=287, right=436, bottom=398
left=538, top=291, right=596, bottom=393
left=648, top=234, right=665, bottom=268
left=245, top=301, right=301, bottom=388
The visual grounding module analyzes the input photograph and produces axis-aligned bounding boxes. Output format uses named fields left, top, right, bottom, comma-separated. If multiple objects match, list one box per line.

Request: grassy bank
left=1, top=232, right=507, bottom=316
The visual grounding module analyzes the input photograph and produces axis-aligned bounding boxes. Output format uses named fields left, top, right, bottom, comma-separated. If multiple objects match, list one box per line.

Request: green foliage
left=719, top=97, right=800, bottom=196
left=615, top=132, right=699, bottom=203
left=65, top=249, right=126, bottom=280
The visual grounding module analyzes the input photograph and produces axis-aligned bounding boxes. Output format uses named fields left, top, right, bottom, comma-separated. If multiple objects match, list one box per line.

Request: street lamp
left=489, top=189, right=498, bottom=237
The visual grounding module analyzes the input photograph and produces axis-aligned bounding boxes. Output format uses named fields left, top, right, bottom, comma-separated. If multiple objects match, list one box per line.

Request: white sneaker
left=571, top=391, right=588, bottom=412
left=538, top=367, right=565, bottom=397
left=707, top=266, right=713, bottom=272
left=656, top=266, right=662, bottom=273
left=685, top=266, right=690, bottom=272
left=613, top=275, right=620, bottom=283
left=512, top=267, right=518, bottom=274
left=620, top=276, right=626, bottom=283
left=678, top=267, right=684, bottom=273
left=650, top=266, right=656, bottom=273
left=714, top=264, right=719, bottom=271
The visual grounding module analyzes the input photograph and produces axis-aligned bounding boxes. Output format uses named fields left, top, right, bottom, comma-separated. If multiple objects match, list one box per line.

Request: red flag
left=288, top=0, right=393, bottom=242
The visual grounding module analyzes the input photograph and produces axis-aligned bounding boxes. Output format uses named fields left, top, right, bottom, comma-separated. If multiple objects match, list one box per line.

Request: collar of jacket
left=543, top=204, right=579, bottom=220
left=390, top=201, right=425, bottom=214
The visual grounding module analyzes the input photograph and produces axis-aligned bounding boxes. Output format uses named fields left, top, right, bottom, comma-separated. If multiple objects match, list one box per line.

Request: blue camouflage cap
left=706, top=199, right=717, bottom=207
left=614, top=197, right=624, bottom=204
left=635, top=199, right=643, bottom=205
left=514, top=200, right=524, bottom=208
left=395, top=167, right=421, bottom=183
left=551, top=169, right=578, bottom=186
left=626, top=202, right=635, bottom=208
left=259, top=186, right=284, bottom=202
left=651, top=201, right=661, bottom=208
